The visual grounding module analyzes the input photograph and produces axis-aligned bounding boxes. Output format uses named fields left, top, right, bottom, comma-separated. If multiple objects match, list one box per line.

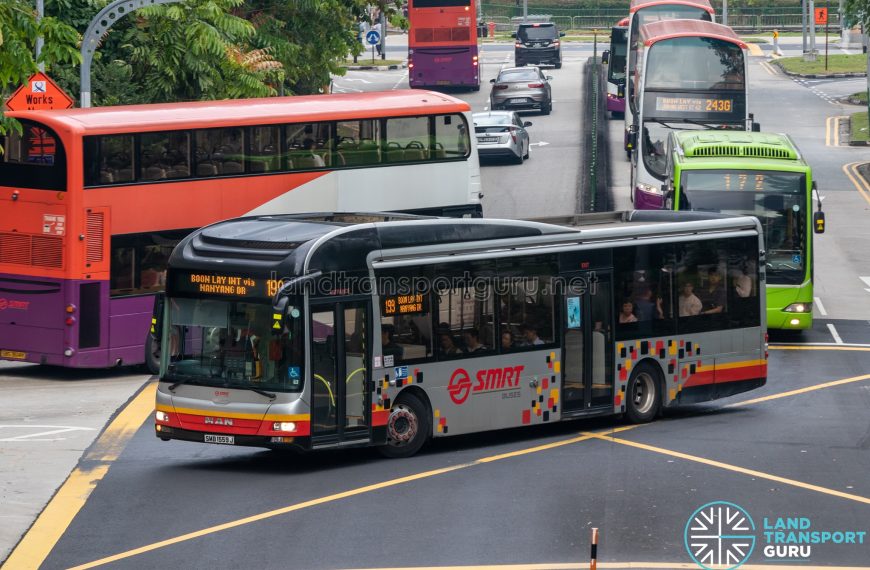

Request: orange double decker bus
left=0, top=91, right=481, bottom=370
left=408, top=0, right=482, bottom=90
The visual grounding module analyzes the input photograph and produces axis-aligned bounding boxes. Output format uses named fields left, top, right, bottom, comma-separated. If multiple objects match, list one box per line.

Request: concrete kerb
left=344, top=62, right=408, bottom=71
left=770, top=60, right=867, bottom=79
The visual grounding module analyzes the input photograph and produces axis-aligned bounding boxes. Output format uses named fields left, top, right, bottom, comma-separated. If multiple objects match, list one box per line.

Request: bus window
left=434, top=114, right=470, bottom=159
left=498, top=258, right=556, bottom=349
left=434, top=261, right=496, bottom=357
left=194, top=128, right=244, bottom=177
left=247, top=126, right=281, bottom=172
left=614, top=244, right=676, bottom=341
left=286, top=123, right=331, bottom=169
left=140, top=131, right=190, bottom=180
left=385, top=116, right=430, bottom=163
left=84, top=135, right=134, bottom=186
left=335, top=120, right=381, bottom=166
left=110, top=231, right=187, bottom=297
left=0, top=120, right=66, bottom=190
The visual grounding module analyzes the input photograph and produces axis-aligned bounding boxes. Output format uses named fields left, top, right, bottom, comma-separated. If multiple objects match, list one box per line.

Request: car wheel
left=512, top=149, right=524, bottom=164
left=523, top=144, right=530, bottom=160
left=541, top=101, right=551, bottom=115
left=555, top=61, right=562, bottom=69
left=379, top=392, right=430, bottom=458
left=625, top=363, right=661, bottom=423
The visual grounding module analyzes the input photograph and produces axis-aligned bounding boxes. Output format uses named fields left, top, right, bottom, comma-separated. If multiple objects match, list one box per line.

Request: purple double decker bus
left=408, top=0, right=481, bottom=91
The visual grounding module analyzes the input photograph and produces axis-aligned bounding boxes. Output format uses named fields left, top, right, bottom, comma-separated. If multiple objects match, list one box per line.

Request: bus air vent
left=687, top=145, right=794, bottom=159
left=86, top=212, right=105, bottom=263
left=0, top=233, right=30, bottom=265
left=31, top=236, right=63, bottom=268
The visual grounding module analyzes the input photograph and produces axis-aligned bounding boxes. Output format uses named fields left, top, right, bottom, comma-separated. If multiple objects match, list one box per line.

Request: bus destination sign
left=382, top=293, right=427, bottom=316
left=170, top=271, right=286, bottom=301
left=656, top=96, right=733, bottom=113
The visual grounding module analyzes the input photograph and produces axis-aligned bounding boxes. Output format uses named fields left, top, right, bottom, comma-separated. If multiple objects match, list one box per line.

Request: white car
left=472, top=111, right=532, bottom=164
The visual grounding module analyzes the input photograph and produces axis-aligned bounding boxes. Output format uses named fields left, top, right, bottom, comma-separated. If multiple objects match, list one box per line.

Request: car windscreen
left=518, top=26, right=557, bottom=41
left=474, top=115, right=512, bottom=126
left=498, top=70, right=539, bottom=82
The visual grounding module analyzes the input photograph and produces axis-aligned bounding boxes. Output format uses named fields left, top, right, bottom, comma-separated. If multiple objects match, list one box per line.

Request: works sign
left=5, top=72, right=74, bottom=112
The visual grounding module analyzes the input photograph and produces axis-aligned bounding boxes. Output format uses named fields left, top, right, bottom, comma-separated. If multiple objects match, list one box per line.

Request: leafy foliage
left=844, top=0, right=869, bottom=29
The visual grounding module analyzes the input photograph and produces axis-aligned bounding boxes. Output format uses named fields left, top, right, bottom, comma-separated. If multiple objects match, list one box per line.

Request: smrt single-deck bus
left=0, top=92, right=481, bottom=370
left=408, top=0, right=481, bottom=90
left=624, top=0, right=714, bottom=151
left=662, top=131, right=824, bottom=330
left=604, top=21, right=629, bottom=118
left=153, top=211, right=767, bottom=458
left=630, top=19, right=750, bottom=209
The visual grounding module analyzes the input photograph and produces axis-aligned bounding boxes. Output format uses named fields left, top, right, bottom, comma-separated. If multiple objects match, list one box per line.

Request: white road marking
left=0, top=424, right=96, bottom=442
left=391, top=71, right=408, bottom=90
left=813, top=296, right=827, bottom=316
left=826, top=323, right=844, bottom=345
left=530, top=141, right=549, bottom=147
left=860, top=276, right=870, bottom=293
left=342, top=78, right=372, bottom=84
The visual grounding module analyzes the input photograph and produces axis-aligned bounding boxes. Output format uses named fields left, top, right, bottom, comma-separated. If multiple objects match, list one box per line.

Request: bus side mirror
left=628, top=125, right=638, bottom=150
left=602, top=50, right=610, bottom=64
left=617, top=82, right=625, bottom=98
left=813, top=211, right=825, bottom=234
left=752, top=122, right=761, bottom=132
left=150, top=292, right=165, bottom=342
left=510, top=32, right=517, bottom=38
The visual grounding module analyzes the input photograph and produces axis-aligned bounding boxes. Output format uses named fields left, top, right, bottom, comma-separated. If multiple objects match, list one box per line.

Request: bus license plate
left=1, top=350, right=26, bottom=360
left=204, top=434, right=234, bottom=445
left=436, top=80, right=451, bottom=85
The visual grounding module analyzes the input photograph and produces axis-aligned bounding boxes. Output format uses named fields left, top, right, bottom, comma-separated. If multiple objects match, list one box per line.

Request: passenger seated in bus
left=699, top=268, right=726, bottom=315
left=381, top=324, right=404, bottom=362
left=519, top=322, right=545, bottom=346
left=501, top=331, right=515, bottom=351
left=733, top=261, right=755, bottom=298
left=300, top=138, right=326, bottom=167
left=618, top=300, right=638, bottom=324
left=462, top=328, right=486, bottom=353
left=633, top=286, right=662, bottom=320
left=678, top=281, right=702, bottom=317
left=437, top=325, right=462, bottom=357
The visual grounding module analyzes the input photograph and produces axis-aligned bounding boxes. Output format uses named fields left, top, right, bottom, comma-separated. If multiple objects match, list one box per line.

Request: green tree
left=0, top=0, right=79, bottom=145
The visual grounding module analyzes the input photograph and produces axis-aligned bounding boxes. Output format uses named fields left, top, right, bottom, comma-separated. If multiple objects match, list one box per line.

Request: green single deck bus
left=662, top=131, right=825, bottom=330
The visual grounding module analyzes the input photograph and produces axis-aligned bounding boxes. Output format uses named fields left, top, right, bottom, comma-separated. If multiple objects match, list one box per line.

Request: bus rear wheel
left=625, top=363, right=661, bottom=423
left=379, top=392, right=430, bottom=458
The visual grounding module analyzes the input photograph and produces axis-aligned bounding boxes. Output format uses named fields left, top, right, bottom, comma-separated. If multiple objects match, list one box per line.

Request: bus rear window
left=0, top=120, right=66, bottom=190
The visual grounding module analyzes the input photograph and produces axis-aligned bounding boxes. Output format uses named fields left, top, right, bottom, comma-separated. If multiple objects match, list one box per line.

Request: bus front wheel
left=625, top=363, right=661, bottom=423
left=145, top=332, right=161, bottom=376
left=379, top=392, right=430, bottom=458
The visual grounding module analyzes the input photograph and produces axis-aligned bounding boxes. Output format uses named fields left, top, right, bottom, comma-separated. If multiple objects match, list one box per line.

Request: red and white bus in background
left=630, top=20, right=750, bottom=208
left=408, top=0, right=481, bottom=90
left=0, top=91, right=481, bottom=370
left=624, top=0, right=714, bottom=152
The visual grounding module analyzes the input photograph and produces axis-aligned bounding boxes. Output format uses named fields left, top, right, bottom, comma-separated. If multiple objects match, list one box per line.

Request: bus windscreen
left=645, top=37, right=745, bottom=92
left=681, top=171, right=807, bottom=284
left=608, top=28, right=628, bottom=82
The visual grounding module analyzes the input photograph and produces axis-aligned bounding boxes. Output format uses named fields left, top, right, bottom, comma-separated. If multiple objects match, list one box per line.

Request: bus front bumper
left=155, top=424, right=310, bottom=451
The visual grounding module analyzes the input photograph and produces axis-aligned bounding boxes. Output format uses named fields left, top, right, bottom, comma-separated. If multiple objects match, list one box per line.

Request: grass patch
left=776, top=53, right=867, bottom=75
left=852, top=111, right=869, bottom=143
left=850, top=91, right=868, bottom=104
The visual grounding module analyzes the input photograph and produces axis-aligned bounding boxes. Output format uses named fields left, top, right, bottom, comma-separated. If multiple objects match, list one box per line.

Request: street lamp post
left=80, top=0, right=183, bottom=107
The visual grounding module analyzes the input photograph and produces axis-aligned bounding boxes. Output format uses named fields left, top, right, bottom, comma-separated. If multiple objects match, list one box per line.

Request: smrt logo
left=448, top=368, right=472, bottom=404
left=448, top=365, right=524, bottom=405
left=0, top=298, right=29, bottom=311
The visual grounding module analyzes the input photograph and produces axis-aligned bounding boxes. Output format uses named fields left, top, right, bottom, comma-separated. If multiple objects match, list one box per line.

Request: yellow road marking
left=338, top=560, right=870, bottom=570
left=68, top=426, right=639, bottom=569
left=584, top=432, right=870, bottom=505
left=747, top=43, right=764, bottom=56
left=826, top=116, right=849, bottom=146
left=770, top=345, right=870, bottom=351
left=726, top=373, right=870, bottom=408
left=843, top=161, right=870, bottom=207
left=1, top=382, right=157, bottom=570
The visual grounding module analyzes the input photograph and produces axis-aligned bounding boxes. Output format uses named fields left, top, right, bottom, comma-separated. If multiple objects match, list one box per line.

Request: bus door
left=561, top=272, right=614, bottom=414
left=309, top=299, right=371, bottom=447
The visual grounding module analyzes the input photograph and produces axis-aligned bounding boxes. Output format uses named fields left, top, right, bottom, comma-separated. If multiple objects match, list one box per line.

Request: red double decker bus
left=0, top=91, right=481, bottom=370
left=408, top=0, right=481, bottom=91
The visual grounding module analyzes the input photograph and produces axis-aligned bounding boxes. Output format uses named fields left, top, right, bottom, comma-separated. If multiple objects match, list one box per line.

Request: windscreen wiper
left=226, top=383, right=276, bottom=400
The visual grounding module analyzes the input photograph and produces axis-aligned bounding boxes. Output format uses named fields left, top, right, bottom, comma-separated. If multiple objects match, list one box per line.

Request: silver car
left=489, top=66, right=553, bottom=115
left=473, top=111, right=532, bottom=164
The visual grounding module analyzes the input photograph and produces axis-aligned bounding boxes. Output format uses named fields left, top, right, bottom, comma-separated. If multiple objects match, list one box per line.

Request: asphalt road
left=2, top=41, right=870, bottom=570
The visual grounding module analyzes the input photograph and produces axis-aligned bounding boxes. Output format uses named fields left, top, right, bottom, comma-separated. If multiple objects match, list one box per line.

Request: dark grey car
left=489, top=67, right=553, bottom=115
left=513, top=23, right=565, bottom=68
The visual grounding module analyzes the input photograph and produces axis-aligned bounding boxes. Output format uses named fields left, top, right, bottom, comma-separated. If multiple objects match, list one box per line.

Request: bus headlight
left=155, top=411, right=170, bottom=422
left=273, top=422, right=297, bottom=433
left=783, top=303, right=812, bottom=313
left=635, top=183, right=661, bottom=195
